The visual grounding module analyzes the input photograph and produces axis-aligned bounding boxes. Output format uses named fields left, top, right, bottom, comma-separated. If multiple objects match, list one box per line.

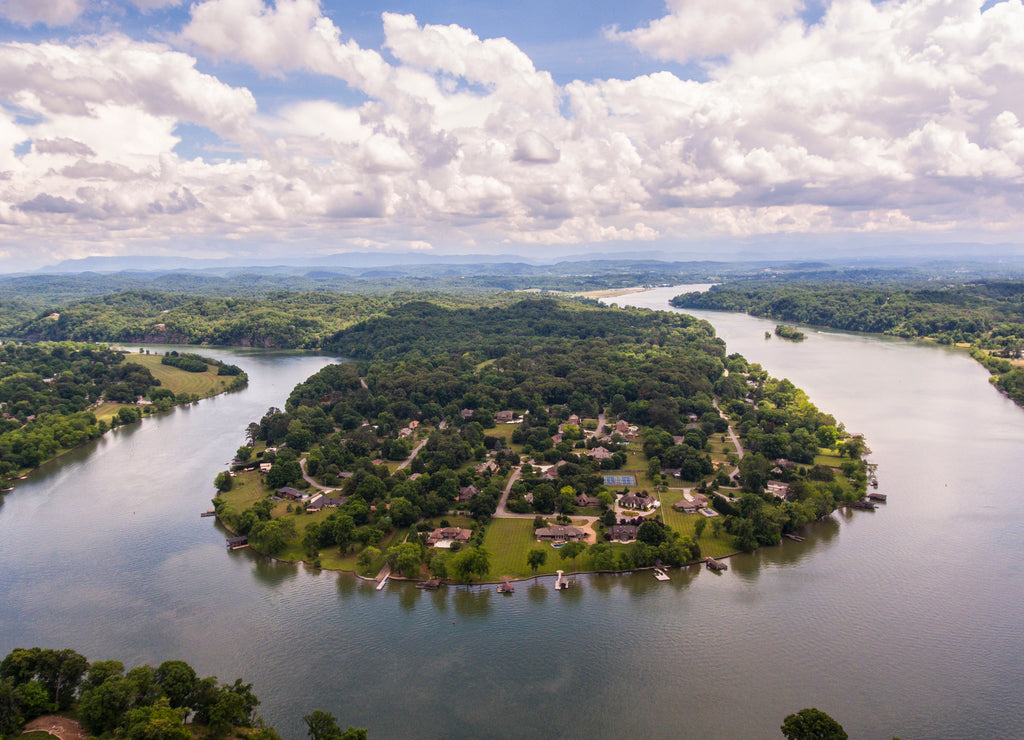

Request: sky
left=1, top=0, right=1023, bottom=270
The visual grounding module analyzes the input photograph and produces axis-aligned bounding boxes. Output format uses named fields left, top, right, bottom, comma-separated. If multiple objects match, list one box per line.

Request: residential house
left=457, top=485, right=480, bottom=503
left=673, top=499, right=701, bottom=513
left=535, top=525, right=587, bottom=542
left=588, top=446, right=614, bottom=461
left=766, top=480, right=790, bottom=499
left=475, top=460, right=499, bottom=475
left=495, top=410, right=516, bottom=423
left=276, top=487, right=307, bottom=501
left=426, top=527, right=473, bottom=548
left=619, top=492, right=656, bottom=510
left=306, top=496, right=347, bottom=513
left=575, top=493, right=602, bottom=508
left=608, top=524, right=638, bottom=542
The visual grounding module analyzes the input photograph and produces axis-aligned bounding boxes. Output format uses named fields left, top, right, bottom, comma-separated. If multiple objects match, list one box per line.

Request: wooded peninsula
left=212, top=298, right=870, bottom=585
left=0, top=344, right=246, bottom=486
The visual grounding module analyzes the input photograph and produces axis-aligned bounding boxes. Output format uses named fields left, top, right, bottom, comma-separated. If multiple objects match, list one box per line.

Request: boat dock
left=867, top=491, right=887, bottom=502
left=705, top=557, right=728, bottom=571
left=200, top=509, right=216, bottom=517
left=783, top=533, right=806, bottom=542
left=374, top=564, right=391, bottom=591
left=554, top=569, right=569, bottom=590
left=653, top=568, right=670, bottom=581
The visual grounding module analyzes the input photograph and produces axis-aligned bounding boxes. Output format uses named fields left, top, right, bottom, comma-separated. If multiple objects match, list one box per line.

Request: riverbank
left=1, top=349, right=247, bottom=490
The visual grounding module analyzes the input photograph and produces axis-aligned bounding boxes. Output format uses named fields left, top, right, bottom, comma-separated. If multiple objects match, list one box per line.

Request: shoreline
left=218, top=509, right=745, bottom=586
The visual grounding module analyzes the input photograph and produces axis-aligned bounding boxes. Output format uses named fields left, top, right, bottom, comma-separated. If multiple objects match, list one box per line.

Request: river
left=1, top=296, right=1023, bottom=739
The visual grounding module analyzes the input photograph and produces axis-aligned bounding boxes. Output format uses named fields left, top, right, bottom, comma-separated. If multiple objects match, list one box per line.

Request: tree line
left=0, top=647, right=366, bottom=740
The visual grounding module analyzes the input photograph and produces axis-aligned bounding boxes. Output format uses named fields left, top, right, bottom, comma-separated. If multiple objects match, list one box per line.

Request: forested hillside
left=9, top=291, right=532, bottom=349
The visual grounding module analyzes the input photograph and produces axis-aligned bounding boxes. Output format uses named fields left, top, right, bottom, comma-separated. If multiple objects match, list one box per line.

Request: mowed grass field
left=483, top=518, right=562, bottom=579
left=127, top=352, right=229, bottom=398
left=659, top=488, right=737, bottom=559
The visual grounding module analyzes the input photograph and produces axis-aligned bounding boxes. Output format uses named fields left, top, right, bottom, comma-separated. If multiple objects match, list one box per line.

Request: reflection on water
left=2, top=315, right=1024, bottom=739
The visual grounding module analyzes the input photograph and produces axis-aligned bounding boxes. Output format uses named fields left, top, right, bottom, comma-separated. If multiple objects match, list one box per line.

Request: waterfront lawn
left=659, top=489, right=736, bottom=559
left=91, top=401, right=124, bottom=424
left=216, top=470, right=268, bottom=513
left=483, top=518, right=561, bottom=579
left=127, top=352, right=228, bottom=398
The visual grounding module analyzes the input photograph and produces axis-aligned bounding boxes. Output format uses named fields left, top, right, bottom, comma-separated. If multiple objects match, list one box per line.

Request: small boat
left=653, top=568, right=670, bottom=581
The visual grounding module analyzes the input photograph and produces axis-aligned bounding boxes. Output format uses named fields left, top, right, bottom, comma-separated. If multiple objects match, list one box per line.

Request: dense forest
left=7, top=291, right=543, bottom=350
left=0, top=646, right=365, bottom=740
left=671, top=281, right=1024, bottom=405
left=0, top=343, right=245, bottom=481
left=218, top=299, right=867, bottom=576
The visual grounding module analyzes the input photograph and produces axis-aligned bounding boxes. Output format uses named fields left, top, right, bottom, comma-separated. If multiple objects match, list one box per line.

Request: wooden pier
left=867, top=491, right=887, bottom=502
left=374, top=564, right=391, bottom=591
left=554, top=569, right=569, bottom=590
left=783, top=533, right=806, bottom=542
left=200, top=509, right=216, bottom=517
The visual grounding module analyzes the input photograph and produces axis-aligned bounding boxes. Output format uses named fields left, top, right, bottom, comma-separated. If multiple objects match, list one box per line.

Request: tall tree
left=780, top=708, right=848, bottom=740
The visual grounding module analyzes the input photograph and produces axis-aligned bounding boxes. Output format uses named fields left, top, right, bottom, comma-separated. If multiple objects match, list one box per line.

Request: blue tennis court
left=604, top=474, right=637, bottom=486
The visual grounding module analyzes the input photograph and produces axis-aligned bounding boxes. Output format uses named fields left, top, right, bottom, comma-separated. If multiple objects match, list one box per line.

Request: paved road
left=299, top=458, right=338, bottom=492
left=494, top=466, right=527, bottom=517
left=396, top=439, right=428, bottom=471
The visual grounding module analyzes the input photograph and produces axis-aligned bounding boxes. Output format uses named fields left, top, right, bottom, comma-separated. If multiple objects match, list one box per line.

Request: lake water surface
left=2, top=294, right=1023, bottom=739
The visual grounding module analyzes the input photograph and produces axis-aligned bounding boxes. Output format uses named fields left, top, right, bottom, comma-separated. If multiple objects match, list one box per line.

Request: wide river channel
left=1, top=286, right=1023, bottom=739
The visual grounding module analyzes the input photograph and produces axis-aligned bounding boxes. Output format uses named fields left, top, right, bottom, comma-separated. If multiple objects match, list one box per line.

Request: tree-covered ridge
left=0, top=646, right=366, bottom=740
left=220, top=300, right=867, bottom=577
left=670, top=281, right=1024, bottom=406
left=9, top=290, right=538, bottom=350
left=324, top=297, right=723, bottom=360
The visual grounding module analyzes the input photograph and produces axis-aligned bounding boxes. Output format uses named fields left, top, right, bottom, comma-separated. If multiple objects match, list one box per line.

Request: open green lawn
left=813, top=451, right=845, bottom=467
left=91, top=401, right=124, bottom=424
left=216, top=469, right=269, bottom=513
left=659, top=491, right=737, bottom=559
left=483, top=518, right=563, bottom=579
left=128, top=352, right=229, bottom=398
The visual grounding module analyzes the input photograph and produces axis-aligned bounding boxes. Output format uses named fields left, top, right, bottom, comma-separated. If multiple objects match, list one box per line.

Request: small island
left=211, top=299, right=870, bottom=585
left=0, top=343, right=247, bottom=489
left=774, top=324, right=806, bottom=341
